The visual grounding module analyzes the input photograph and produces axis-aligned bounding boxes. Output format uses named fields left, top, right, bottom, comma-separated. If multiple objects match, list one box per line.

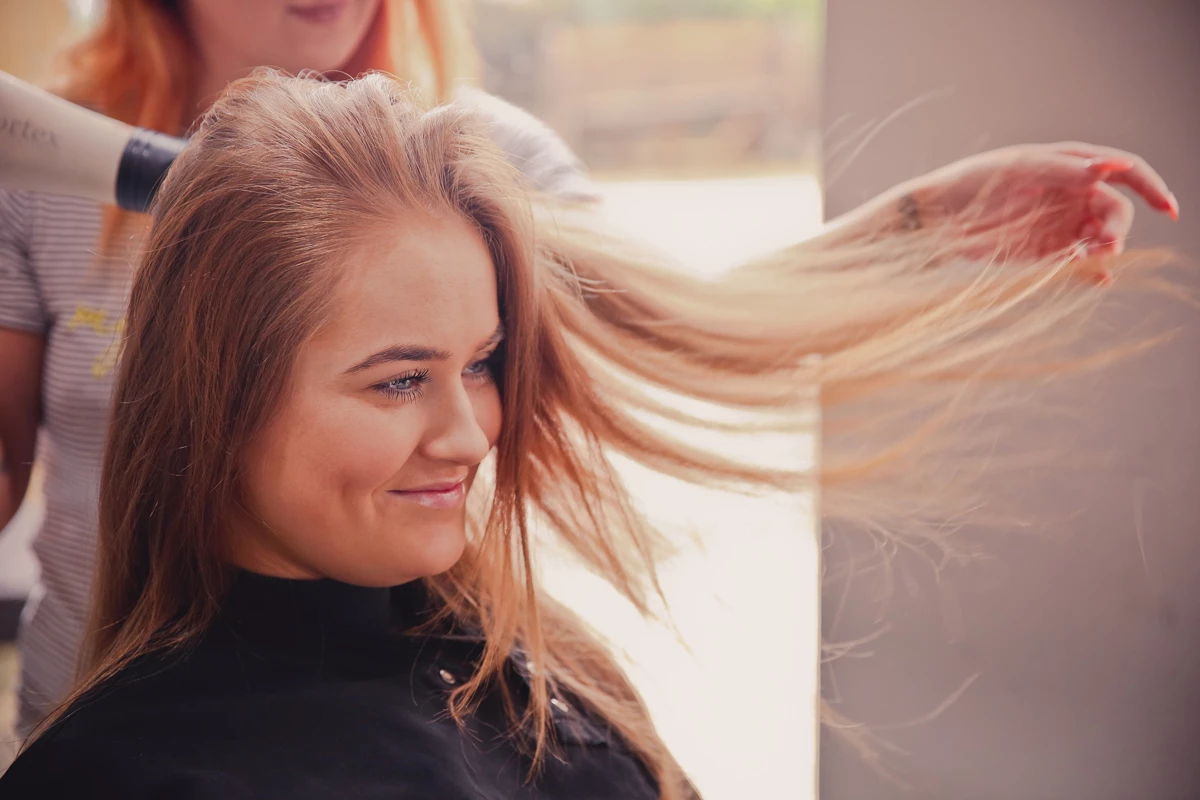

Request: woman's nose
left=421, top=383, right=494, bottom=466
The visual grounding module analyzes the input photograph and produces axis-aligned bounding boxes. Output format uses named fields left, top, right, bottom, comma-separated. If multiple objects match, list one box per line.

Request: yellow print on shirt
left=66, top=304, right=125, bottom=377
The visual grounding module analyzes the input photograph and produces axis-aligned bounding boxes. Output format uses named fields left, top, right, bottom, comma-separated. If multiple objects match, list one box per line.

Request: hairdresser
left=0, top=0, right=1177, bottom=740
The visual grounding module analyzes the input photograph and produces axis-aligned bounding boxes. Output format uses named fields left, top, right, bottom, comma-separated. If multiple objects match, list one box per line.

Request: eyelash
left=373, top=358, right=494, bottom=402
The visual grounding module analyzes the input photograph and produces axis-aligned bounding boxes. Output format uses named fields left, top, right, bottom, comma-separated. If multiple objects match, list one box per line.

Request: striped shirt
left=0, top=90, right=598, bottom=734
left=0, top=191, right=131, bottom=732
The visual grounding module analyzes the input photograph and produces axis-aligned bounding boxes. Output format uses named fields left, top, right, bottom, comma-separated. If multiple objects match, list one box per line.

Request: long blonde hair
left=39, top=71, right=1178, bottom=798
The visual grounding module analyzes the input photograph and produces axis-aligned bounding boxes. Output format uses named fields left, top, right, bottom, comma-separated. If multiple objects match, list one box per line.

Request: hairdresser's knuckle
left=1050, top=140, right=1088, bottom=154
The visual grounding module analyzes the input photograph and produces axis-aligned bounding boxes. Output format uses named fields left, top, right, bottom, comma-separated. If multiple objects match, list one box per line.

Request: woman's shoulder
left=0, top=187, right=103, bottom=219
left=0, top=733, right=254, bottom=799
left=0, top=646, right=249, bottom=797
left=0, top=186, right=104, bottom=258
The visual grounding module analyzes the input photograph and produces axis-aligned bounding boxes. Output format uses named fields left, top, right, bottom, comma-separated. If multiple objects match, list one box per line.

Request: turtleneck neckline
left=220, top=571, right=434, bottom=650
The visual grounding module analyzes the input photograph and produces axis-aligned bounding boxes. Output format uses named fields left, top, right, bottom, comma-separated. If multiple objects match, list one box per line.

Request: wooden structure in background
left=478, top=14, right=821, bottom=173
left=0, top=1, right=71, bottom=82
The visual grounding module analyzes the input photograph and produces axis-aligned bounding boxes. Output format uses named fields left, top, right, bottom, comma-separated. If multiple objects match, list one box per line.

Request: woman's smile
left=386, top=479, right=467, bottom=510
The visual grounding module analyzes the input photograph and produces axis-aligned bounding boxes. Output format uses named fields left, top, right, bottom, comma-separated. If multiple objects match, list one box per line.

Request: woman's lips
left=387, top=481, right=466, bottom=510
left=286, top=2, right=348, bottom=24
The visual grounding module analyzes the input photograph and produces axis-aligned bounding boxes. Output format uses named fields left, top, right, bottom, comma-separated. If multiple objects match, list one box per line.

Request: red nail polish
left=1086, top=158, right=1129, bottom=173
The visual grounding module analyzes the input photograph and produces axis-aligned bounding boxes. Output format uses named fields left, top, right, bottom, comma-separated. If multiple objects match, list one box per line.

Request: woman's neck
left=183, top=6, right=380, bottom=131
left=190, top=64, right=248, bottom=125
left=181, top=4, right=256, bottom=128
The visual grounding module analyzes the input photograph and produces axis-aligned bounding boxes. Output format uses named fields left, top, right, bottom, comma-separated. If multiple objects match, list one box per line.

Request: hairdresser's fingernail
left=1090, top=235, right=1122, bottom=256
left=1087, top=157, right=1134, bottom=173
left=1096, top=270, right=1113, bottom=287
left=1168, top=192, right=1180, bottom=221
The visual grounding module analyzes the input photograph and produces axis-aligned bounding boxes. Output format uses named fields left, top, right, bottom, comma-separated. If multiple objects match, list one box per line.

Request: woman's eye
left=463, top=358, right=493, bottom=380
left=374, top=369, right=430, bottom=401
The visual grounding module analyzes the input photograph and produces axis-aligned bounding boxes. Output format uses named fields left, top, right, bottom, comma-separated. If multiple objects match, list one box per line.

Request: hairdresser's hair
left=38, top=71, right=1176, bottom=797
left=50, top=0, right=473, bottom=251
left=54, top=0, right=470, bottom=125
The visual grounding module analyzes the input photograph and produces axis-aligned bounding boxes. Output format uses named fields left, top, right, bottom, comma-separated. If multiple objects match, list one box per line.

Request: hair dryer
left=0, top=70, right=184, bottom=212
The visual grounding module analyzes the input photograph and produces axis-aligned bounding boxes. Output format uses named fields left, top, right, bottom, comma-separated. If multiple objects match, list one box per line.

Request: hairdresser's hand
left=893, top=142, right=1177, bottom=273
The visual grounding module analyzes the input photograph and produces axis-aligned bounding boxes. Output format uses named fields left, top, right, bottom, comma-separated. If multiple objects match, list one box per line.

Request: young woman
left=0, top=70, right=1180, bottom=797
left=0, top=0, right=597, bottom=736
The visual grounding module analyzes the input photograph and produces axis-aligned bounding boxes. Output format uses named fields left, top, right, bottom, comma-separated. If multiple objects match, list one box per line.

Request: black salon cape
left=0, top=573, right=661, bottom=799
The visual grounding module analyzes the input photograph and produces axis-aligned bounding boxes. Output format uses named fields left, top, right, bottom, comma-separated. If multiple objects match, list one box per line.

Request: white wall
left=820, top=2, right=1200, bottom=799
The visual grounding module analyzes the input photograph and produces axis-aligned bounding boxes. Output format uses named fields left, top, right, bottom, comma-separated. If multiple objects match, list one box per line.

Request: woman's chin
left=359, top=523, right=468, bottom=587
left=411, top=522, right=469, bottom=579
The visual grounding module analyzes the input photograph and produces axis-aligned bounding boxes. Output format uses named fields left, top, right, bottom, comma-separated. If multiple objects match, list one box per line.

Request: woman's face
left=230, top=212, right=504, bottom=586
left=183, top=0, right=381, bottom=76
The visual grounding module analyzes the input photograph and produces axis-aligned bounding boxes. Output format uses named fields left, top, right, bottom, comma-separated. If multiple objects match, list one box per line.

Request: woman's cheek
left=475, top=384, right=503, bottom=450
left=296, top=394, right=423, bottom=491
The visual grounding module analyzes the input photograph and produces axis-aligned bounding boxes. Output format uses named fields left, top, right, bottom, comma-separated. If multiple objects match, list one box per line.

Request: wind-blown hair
left=37, top=71, right=1176, bottom=798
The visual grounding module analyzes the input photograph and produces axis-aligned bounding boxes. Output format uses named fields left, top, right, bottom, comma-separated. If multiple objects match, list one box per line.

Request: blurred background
left=5, top=2, right=1200, bottom=800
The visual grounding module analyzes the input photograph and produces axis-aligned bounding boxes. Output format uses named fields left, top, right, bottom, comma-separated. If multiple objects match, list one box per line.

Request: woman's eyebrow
left=345, top=324, right=505, bottom=374
left=345, top=344, right=450, bottom=374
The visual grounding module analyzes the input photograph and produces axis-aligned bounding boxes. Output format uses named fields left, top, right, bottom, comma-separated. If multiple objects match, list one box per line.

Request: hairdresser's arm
left=813, top=142, right=1176, bottom=266
left=0, top=329, right=42, bottom=530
